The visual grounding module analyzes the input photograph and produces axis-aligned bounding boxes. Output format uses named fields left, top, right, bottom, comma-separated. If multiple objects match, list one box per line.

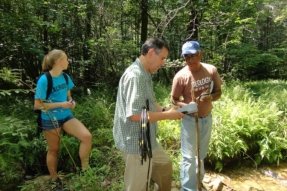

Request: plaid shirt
left=113, top=58, right=158, bottom=154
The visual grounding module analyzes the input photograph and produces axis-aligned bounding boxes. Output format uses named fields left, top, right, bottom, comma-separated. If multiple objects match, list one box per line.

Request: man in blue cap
left=171, top=41, right=222, bottom=191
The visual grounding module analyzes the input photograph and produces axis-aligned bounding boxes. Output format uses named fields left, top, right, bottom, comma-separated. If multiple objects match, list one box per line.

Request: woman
left=34, top=49, right=92, bottom=187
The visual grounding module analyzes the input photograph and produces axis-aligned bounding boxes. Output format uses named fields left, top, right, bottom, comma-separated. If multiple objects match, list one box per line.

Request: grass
left=0, top=80, right=286, bottom=190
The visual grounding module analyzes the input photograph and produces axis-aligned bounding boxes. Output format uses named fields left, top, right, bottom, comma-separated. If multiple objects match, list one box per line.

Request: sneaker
left=50, top=177, right=63, bottom=191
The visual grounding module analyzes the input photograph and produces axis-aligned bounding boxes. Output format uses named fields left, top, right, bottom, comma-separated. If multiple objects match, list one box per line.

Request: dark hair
left=141, top=38, right=170, bottom=56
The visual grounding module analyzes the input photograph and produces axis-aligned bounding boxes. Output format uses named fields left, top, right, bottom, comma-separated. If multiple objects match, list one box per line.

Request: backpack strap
left=44, top=72, right=69, bottom=100
left=44, top=72, right=53, bottom=100
left=62, top=72, right=69, bottom=85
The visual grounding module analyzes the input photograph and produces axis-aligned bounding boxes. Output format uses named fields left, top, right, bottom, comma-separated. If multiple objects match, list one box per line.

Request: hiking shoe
left=50, top=177, right=63, bottom=191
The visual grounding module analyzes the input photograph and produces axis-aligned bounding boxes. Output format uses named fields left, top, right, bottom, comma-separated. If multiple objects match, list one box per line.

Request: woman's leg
left=44, top=128, right=61, bottom=180
left=63, top=118, right=92, bottom=170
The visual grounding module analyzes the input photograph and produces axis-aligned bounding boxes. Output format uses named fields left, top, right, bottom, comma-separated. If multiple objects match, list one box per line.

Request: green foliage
left=0, top=95, right=35, bottom=120
left=157, top=120, right=181, bottom=180
left=0, top=116, right=45, bottom=190
left=224, top=42, right=284, bottom=80
left=0, top=68, right=32, bottom=96
left=1, top=0, right=287, bottom=87
left=2, top=80, right=287, bottom=190
left=1, top=0, right=286, bottom=187
left=73, top=91, right=115, bottom=130
left=66, top=169, right=101, bottom=191
left=154, top=82, right=172, bottom=105
left=209, top=81, right=287, bottom=171
left=244, top=80, right=287, bottom=114
left=16, top=85, right=123, bottom=190
left=156, top=81, right=287, bottom=172
left=0, top=156, right=24, bottom=191
left=63, top=127, right=124, bottom=191
left=0, top=67, right=21, bottom=83
left=65, top=165, right=124, bottom=191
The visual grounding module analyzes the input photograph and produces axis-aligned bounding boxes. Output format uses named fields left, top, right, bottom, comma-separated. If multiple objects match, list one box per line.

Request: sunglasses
left=183, top=53, right=199, bottom=60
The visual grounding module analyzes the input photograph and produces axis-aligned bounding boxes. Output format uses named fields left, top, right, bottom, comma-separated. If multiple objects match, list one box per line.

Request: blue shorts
left=41, top=115, right=74, bottom=130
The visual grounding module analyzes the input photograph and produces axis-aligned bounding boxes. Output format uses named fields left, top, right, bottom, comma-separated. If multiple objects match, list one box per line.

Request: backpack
left=35, top=72, right=69, bottom=135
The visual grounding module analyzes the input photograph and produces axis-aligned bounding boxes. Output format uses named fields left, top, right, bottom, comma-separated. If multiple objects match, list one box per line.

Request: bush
left=209, top=82, right=287, bottom=171
left=156, top=81, right=287, bottom=172
left=2, top=81, right=287, bottom=190
left=0, top=116, right=46, bottom=190
left=73, top=89, right=115, bottom=130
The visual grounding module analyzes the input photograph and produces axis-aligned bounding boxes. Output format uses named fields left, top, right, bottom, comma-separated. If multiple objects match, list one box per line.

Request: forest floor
left=171, top=162, right=287, bottom=191
left=20, top=162, right=287, bottom=191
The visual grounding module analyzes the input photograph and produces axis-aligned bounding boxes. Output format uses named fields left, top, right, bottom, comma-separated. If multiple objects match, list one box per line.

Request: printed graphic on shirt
left=53, top=83, right=67, bottom=93
left=191, top=77, right=212, bottom=92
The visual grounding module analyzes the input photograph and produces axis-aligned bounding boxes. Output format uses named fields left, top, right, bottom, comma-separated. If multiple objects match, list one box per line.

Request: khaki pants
left=124, top=146, right=172, bottom=191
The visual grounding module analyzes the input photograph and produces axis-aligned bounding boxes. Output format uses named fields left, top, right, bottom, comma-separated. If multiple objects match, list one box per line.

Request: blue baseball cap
left=181, top=41, right=201, bottom=56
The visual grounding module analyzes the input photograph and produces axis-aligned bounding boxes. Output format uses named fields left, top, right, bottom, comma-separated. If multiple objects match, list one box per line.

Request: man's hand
left=199, top=94, right=212, bottom=102
left=197, top=92, right=212, bottom=102
left=165, top=107, right=184, bottom=120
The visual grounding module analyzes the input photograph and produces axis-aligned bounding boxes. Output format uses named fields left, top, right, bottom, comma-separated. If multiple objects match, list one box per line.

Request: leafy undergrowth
left=0, top=80, right=287, bottom=190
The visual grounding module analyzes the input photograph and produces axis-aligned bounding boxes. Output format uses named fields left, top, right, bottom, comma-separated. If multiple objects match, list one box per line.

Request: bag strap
left=139, top=99, right=152, bottom=164
left=62, top=72, right=69, bottom=85
left=44, top=72, right=69, bottom=100
left=145, top=99, right=152, bottom=158
left=44, top=72, right=53, bottom=100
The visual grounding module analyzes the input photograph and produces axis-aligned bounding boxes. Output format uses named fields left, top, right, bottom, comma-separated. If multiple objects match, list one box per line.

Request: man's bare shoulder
left=174, top=65, right=190, bottom=78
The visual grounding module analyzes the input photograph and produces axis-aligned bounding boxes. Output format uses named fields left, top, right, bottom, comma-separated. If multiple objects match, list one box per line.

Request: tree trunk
left=186, top=2, right=199, bottom=41
left=42, top=4, right=48, bottom=54
left=186, top=0, right=207, bottom=41
left=141, top=0, right=148, bottom=44
left=83, top=0, right=92, bottom=60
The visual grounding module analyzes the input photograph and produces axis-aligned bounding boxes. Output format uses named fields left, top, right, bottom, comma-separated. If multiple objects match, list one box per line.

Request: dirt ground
left=171, top=162, right=287, bottom=191
left=216, top=162, right=287, bottom=191
left=21, top=163, right=287, bottom=191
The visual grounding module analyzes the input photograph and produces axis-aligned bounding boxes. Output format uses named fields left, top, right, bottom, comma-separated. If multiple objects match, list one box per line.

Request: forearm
left=42, top=102, right=66, bottom=110
left=34, top=100, right=65, bottom=111
left=147, top=111, right=176, bottom=123
left=211, top=90, right=222, bottom=101
left=129, top=111, right=164, bottom=122
left=129, top=110, right=178, bottom=123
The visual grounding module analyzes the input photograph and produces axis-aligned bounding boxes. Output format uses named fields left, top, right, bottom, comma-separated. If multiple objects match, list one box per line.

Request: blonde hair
left=42, top=49, right=66, bottom=72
